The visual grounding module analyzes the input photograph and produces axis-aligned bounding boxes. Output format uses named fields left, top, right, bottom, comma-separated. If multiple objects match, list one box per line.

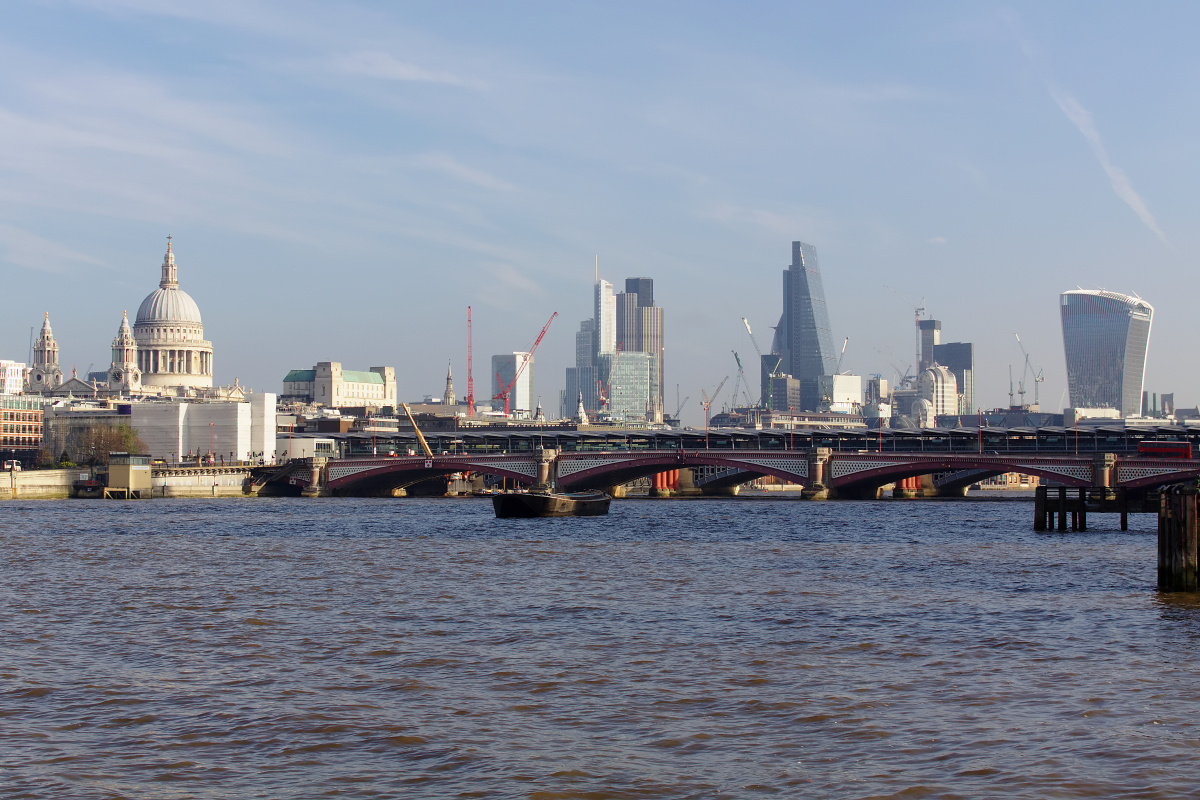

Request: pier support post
left=1034, top=486, right=1047, bottom=530
left=802, top=448, right=832, bottom=500
left=1120, top=488, right=1129, bottom=531
left=1058, top=487, right=1068, bottom=531
left=1159, top=484, right=1200, bottom=591
left=301, top=457, right=329, bottom=497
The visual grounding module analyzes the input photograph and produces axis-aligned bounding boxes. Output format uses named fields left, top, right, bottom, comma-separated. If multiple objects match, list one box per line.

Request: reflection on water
left=0, top=497, right=1196, bottom=799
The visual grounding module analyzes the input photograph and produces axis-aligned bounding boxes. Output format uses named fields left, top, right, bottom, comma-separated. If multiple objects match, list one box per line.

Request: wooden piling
left=1058, top=487, right=1068, bottom=531
left=1158, top=484, right=1200, bottom=591
left=1034, top=486, right=1047, bottom=531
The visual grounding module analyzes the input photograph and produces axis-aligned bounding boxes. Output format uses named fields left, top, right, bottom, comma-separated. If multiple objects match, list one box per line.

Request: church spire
left=160, top=234, right=178, bottom=288
left=444, top=360, right=456, bottom=406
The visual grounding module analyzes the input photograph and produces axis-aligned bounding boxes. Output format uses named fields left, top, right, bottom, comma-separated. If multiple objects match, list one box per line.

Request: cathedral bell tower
left=108, top=311, right=142, bottom=394
left=27, top=312, right=64, bottom=392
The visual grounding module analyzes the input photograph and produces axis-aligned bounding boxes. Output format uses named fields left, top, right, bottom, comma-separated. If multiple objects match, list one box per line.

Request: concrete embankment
left=1, top=466, right=253, bottom=500
left=1, top=469, right=80, bottom=499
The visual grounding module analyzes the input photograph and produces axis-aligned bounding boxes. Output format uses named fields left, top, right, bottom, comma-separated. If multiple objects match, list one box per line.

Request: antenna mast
left=466, top=306, right=474, bottom=414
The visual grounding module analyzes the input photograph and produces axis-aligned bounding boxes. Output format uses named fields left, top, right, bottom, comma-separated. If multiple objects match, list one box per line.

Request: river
left=1, top=497, right=1196, bottom=799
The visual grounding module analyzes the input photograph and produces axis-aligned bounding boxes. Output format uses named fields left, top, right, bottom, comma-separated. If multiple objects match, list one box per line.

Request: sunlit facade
left=1060, top=290, right=1153, bottom=417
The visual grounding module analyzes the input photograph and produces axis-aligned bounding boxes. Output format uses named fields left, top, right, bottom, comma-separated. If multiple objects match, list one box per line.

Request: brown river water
left=1, top=497, right=1197, bottom=799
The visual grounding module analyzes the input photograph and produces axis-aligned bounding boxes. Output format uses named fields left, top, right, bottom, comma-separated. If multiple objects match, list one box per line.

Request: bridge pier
left=300, top=457, right=329, bottom=497
left=1159, top=484, right=1200, bottom=591
left=801, top=447, right=831, bottom=500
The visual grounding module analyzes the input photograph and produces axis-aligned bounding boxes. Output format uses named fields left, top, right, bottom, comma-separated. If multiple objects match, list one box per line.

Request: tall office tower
left=918, top=319, right=941, bottom=372
left=615, top=291, right=640, bottom=351
left=606, top=351, right=655, bottom=421
left=782, top=241, right=838, bottom=411
left=564, top=366, right=598, bottom=416
left=575, top=319, right=595, bottom=369
left=594, top=280, right=616, bottom=358
left=625, top=277, right=654, bottom=307
left=1060, top=290, right=1153, bottom=416
left=491, top=352, right=534, bottom=417
left=932, top=342, right=974, bottom=414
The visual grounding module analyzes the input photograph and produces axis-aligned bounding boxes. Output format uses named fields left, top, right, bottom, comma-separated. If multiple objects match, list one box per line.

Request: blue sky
left=1, top=1, right=1195, bottom=423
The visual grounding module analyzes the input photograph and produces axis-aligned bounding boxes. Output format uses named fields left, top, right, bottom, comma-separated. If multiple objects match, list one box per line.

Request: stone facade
left=282, top=362, right=397, bottom=409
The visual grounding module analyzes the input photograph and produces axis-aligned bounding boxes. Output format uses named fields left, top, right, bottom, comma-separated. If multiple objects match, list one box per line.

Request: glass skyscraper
left=1060, top=290, right=1153, bottom=416
left=781, top=241, right=838, bottom=411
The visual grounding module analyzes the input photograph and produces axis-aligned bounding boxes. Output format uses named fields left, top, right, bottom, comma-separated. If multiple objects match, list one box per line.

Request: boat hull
left=492, top=490, right=611, bottom=518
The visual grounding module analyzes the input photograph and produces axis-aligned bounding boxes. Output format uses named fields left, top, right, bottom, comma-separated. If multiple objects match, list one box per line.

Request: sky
left=1, top=1, right=1196, bottom=425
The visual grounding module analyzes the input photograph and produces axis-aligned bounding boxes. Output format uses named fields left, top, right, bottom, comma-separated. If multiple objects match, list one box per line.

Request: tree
left=72, top=424, right=148, bottom=466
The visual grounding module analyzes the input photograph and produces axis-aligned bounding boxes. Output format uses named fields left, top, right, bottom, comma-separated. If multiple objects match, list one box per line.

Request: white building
left=818, top=374, right=862, bottom=415
left=491, top=352, right=534, bottom=417
left=917, top=364, right=958, bottom=417
left=1, top=360, right=26, bottom=395
left=44, top=393, right=277, bottom=464
left=594, top=280, right=616, bottom=357
left=281, top=362, right=397, bottom=409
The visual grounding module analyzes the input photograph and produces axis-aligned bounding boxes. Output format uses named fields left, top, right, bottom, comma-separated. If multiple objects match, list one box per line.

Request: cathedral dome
left=134, top=238, right=203, bottom=326
left=135, top=286, right=203, bottom=325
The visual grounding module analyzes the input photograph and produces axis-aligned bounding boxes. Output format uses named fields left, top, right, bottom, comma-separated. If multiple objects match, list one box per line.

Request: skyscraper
left=491, top=352, right=534, bottom=417
left=779, top=241, right=838, bottom=411
left=566, top=275, right=664, bottom=421
left=1060, top=290, right=1153, bottom=416
left=594, top=280, right=616, bottom=358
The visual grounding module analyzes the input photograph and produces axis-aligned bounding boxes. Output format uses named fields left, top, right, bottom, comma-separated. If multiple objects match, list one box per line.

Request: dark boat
left=492, top=488, right=611, bottom=518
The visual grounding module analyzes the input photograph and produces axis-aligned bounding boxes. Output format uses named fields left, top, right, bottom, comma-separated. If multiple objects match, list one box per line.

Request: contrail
left=1049, top=87, right=1169, bottom=247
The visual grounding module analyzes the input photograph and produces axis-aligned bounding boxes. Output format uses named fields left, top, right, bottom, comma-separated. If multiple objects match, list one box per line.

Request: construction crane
left=400, top=403, right=434, bottom=458
left=742, top=317, right=780, bottom=406
left=674, top=395, right=690, bottom=419
left=1014, top=333, right=1044, bottom=408
left=835, top=337, right=849, bottom=374
left=492, top=311, right=558, bottom=417
left=700, top=376, right=728, bottom=441
left=884, top=286, right=926, bottom=381
left=466, top=306, right=474, bottom=415
left=730, top=351, right=754, bottom=408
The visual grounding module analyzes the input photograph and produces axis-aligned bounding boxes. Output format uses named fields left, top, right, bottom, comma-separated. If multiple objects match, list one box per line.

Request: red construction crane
left=492, top=311, right=558, bottom=417
left=466, top=306, right=474, bottom=414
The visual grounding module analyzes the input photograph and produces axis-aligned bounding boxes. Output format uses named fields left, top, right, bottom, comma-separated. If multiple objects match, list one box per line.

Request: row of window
left=1, top=412, right=39, bottom=422
left=1, top=425, right=40, bottom=434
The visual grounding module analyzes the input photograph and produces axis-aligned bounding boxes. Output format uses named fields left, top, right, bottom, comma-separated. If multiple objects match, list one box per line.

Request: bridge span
left=271, top=447, right=1200, bottom=500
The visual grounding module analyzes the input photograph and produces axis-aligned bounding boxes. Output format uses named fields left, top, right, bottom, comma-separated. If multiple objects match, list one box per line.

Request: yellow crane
left=401, top=402, right=434, bottom=458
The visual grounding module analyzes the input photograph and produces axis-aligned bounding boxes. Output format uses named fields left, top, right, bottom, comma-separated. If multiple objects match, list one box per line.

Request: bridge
left=267, top=447, right=1200, bottom=501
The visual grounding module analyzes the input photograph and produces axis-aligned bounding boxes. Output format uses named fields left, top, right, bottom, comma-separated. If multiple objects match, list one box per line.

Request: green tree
left=73, top=423, right=148, bottom=466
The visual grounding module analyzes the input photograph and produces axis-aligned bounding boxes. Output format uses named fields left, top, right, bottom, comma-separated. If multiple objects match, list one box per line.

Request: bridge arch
left=827, top=454, right=1094, bottom=497
left=554, top=451, right=811, bottom=491
left=325, top=456, right=536, bottom=496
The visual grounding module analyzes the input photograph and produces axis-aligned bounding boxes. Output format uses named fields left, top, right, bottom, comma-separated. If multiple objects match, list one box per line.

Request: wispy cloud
left=0, top=224, right=106, bottom=273
left=411, top=152, right=514, bottom=191
left=927, top=236, right=946, bottom=245
left=1048, top=88, right=1169, bottom=247
left=338, top=52, right=483, bottom=89
left=702, top=203, right=831, bottom=238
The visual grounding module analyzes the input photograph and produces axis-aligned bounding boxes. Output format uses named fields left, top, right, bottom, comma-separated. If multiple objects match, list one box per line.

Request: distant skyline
left=2, top=2, right=1197, bottom=424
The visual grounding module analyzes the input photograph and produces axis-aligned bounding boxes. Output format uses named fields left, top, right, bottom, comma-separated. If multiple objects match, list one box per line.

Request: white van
left=3, top=460, right=22, bottom=471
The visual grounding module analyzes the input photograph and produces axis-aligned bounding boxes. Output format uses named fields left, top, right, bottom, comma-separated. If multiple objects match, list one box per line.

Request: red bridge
left=275, top=448, right=1200, bottom=500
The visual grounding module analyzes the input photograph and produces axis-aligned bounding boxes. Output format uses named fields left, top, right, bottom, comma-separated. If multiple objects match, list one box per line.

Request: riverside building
left=1060, top=289, right=1153, bottom=417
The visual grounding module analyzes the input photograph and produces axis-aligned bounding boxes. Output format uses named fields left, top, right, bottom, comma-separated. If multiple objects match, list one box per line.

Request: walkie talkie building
left=1060, top=290, right=1153, bottom=417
